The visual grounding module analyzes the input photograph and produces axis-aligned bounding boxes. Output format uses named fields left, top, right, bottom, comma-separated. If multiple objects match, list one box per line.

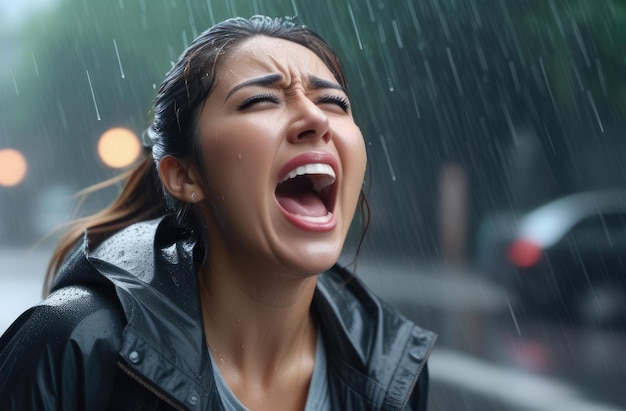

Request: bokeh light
left=97, top=127, right=141, bottom=169
left=0, top=149, right=28, bottom=187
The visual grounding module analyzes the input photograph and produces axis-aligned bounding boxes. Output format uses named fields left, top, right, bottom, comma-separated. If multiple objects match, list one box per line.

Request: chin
left=282, top=241, right=344, bottom=275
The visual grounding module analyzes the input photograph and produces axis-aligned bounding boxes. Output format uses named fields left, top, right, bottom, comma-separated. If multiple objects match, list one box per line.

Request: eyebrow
left=225, top=73, right=282, bottom=102
left=225, top=73, right=346, bottom=102
left=308, top=75, right=346, bottom=94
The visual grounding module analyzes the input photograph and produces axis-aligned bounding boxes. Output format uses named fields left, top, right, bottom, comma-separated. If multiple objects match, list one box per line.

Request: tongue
left=276, top=192, right=328, bottom=217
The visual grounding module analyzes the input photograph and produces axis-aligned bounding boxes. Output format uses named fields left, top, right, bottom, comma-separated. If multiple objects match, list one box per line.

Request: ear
left=159, top=156, right=206, bottom=203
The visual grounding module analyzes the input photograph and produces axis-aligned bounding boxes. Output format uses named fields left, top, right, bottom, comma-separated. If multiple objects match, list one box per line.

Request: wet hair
left=44, top=15, right=367, bottom=294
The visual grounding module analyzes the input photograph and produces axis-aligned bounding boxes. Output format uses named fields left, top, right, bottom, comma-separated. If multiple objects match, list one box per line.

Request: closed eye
left=237, top=93, right=280, bottom=111
left=317, top=95, right=351, bottom=113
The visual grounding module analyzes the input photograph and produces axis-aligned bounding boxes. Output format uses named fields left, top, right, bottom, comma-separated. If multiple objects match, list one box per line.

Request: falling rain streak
left=410, top=87, right=421, bottom=119
left=56, top=99, right=69, bottom=132
left=139, top=0, right=147, bottom=30
left=378, top=134, right=396, bottom=182
left=539, top=57, right=557, bottom=109
left=226, top=0, right=237, bottom=18
left=182, top=31, right=188, bottom=50
left=290, top=0, right=298, bottom=16
left=391, top=20, right=403, bottom=49
left=469, top=0, right=482, bottom=28
left=506, top=297, right=521, bottom=336
left=596, top=58, right=607, bottom=97
left=113, top=39, right=126, bottom=79
left=10, top=69, right=19, bottom=96
left=446, top=47, right=463, bottom=97
left=586, top=90, right=604, bottom=132
left=206, top=0, right=215, bottom=25
left=31, top=49, right=39, bottom=77
left=347, top=3, right=363, bottom=50
left=549, top=0, right=565, bottom=38
left=187, top=0, right=198, bottom=39
left=365, top=0, right=375, bottom=22
left=405, top=0, right=421, bottom=36
left=86, top=70, right=101, bottom=121
left=508, top=61, right=520, bottom=94
left=571, top=18, right=591, bottom=68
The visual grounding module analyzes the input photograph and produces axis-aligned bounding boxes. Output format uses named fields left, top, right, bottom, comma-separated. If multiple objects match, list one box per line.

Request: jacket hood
left=51, top=216, right=436, bottom=410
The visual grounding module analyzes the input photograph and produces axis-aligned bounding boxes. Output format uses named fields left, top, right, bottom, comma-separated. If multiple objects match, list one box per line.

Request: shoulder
left=0, top=284, right=125, bottom=409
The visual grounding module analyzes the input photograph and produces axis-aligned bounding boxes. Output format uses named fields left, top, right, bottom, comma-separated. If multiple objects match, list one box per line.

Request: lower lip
left=276, top=202, right=337, bottom=232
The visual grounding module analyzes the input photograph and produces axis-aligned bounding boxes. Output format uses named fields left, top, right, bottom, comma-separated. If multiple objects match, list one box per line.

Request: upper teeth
left=281, top=163, right=336, bottom=192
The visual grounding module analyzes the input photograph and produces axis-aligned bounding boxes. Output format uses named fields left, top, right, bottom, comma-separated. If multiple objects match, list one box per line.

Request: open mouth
left=275, top=163, right=337, bottom=224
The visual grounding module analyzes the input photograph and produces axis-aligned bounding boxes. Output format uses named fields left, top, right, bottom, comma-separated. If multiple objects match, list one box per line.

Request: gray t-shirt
left=209, top=331, right=330, bottom=410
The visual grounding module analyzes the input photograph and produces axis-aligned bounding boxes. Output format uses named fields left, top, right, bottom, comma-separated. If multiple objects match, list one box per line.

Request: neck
left=198, top=258, right=318, bottom=378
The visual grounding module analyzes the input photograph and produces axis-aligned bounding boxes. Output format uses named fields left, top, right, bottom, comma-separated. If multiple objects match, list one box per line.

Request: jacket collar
left=314, top=267, right=436, bottom=409
left=86, top=216, right=217, bottom=410
left=67, top=216, right=435, bottom=409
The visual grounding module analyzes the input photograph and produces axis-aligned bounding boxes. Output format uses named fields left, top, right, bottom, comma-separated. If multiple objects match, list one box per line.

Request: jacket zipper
left=117, top=360, right=188, bottom=411
left=399, top=334, right=438, bottom=410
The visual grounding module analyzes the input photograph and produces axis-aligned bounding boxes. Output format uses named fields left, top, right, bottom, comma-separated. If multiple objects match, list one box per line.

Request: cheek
left=200, top=131, right=275, bottom=212
left=337, top=129, right=367, bottom=223
left=344, top=129, right=368, bottom=185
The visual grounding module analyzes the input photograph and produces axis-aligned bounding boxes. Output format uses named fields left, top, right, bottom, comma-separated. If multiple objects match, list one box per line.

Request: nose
left=286, top=96, right=331, bottom=144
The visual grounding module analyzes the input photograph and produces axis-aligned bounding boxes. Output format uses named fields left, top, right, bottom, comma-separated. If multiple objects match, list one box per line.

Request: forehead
left=217, top=36, right=337, bottom=85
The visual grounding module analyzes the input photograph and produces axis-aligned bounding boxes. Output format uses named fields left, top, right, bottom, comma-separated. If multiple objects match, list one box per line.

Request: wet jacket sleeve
left=0, top=286, right=124, bottom=410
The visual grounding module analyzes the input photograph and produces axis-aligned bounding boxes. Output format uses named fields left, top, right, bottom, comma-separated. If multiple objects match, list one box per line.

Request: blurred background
left=1, top=0, right=625, bottom=409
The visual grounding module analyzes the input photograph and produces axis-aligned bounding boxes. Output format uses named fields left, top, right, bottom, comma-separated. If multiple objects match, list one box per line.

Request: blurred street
left=353, top=257, right=626, bottom=411
left=2, top=248, right=624, bottom=410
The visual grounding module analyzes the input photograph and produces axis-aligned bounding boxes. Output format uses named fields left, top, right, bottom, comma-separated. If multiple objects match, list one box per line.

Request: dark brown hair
left=45, top=15, right=367, bottom=294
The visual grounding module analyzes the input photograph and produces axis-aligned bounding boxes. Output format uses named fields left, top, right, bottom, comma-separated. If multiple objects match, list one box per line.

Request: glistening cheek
left=337, top=134, right=366, bottom=162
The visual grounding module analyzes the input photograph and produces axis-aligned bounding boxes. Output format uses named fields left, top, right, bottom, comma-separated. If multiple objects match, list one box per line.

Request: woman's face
left=195, top=35, right=366, bottom=275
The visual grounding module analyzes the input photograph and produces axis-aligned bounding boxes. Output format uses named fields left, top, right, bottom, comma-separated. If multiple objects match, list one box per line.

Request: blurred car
left=477, top=189, right=626, bottom=323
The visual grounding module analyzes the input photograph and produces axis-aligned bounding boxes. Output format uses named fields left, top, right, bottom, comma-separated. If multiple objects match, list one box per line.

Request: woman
left=0, top=16, right=436, bottom=410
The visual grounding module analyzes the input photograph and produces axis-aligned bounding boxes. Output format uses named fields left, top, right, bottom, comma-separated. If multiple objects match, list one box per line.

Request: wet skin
left=194, top=36, right=367, bottom=280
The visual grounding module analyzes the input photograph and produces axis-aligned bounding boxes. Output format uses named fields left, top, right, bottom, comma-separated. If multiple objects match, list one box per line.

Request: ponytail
left=43, top=152, right=166, bottom=295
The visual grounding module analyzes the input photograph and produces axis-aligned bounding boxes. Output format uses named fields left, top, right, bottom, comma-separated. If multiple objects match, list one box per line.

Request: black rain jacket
left=0, top=216, right=436, bottom=410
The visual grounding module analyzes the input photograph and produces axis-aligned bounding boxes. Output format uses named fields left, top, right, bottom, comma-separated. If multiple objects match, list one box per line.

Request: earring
left=191, top=192, right=196, bottom=202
